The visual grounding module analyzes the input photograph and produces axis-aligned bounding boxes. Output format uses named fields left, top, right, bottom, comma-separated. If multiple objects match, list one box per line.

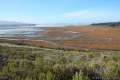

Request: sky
left=0, top=0, right=120, bottom=24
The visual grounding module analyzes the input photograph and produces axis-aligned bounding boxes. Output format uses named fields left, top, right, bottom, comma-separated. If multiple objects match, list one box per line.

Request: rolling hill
left=0, top=20, right=36, bottom=26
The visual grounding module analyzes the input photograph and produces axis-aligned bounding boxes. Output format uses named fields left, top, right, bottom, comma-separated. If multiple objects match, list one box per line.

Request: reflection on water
left=0, top=26, right=42, bottom=38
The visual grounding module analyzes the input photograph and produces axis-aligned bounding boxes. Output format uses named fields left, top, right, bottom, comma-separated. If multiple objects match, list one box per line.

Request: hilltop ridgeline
left=91, top=21, right=120, bottom=27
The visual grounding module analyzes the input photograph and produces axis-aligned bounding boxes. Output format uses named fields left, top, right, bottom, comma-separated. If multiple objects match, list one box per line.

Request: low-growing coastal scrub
left=0, top=43, right=120, bottom=80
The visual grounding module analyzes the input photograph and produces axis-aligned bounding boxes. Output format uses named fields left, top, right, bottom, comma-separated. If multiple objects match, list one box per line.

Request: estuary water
left=0, top=25, right=42, bottom=38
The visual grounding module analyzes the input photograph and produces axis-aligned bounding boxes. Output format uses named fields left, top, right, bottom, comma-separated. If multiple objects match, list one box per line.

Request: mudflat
left=0, top=26, right=120, bottom=50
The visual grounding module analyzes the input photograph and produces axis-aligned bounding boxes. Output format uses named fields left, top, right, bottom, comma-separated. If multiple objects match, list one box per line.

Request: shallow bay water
left=0, top=26, right=42, bottom=38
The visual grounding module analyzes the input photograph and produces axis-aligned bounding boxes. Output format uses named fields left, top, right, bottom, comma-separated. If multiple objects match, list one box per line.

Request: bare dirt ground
left=42, top=26, right=120, bottom=50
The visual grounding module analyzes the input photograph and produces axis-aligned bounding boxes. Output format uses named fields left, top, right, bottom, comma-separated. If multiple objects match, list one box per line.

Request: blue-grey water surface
left=0, top=26, right=42, bottom=38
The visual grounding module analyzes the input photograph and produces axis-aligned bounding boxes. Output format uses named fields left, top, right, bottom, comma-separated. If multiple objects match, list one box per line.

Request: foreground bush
left=0, top=45, right=120, bottom=80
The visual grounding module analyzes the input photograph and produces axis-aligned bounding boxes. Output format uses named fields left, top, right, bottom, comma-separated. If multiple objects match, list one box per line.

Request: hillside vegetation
left=0, top=42, right=120, bottom=80
left=91, top=22, right=120, bottom=27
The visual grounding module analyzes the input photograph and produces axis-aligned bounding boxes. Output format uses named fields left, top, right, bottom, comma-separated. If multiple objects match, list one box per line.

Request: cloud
left=59, top=9, right=120, bottom=24
left=62, top=10, right=120, bottom=20
left=62, top=10, right=89, bottom=18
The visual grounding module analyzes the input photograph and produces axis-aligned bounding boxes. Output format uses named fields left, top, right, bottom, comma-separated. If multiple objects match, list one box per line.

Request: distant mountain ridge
left=91, top=21, right=120, bottom=27
left=0, top=21, right=21, bottom=24
left=0, top=21, right=36, bottom=26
